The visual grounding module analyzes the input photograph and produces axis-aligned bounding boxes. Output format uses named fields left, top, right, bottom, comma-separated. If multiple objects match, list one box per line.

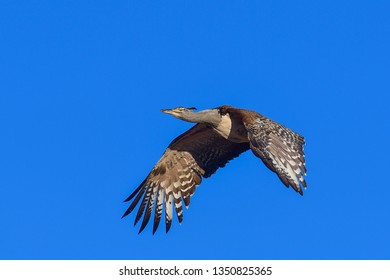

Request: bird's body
left=122, top=105, right=307, bottom=234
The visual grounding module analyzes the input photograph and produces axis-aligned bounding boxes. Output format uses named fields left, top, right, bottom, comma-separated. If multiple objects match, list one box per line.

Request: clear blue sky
left=1, top=0, right=389, bottom=260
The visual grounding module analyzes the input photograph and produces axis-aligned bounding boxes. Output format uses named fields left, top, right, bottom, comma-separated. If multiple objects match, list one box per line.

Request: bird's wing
left=122, top=123, right=249, bottom=234
left=242, top=113, right=307, bottom=195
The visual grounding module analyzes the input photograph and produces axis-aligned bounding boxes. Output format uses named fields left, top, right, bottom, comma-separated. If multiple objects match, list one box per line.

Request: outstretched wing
left=122, top=123, right=249, bottom=234
left=242, top=113, right=307, bottom=195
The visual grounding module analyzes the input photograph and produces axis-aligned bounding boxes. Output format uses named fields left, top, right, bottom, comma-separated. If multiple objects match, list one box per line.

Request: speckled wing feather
left=122, top=124, right=249, bottom=234
left=240, top=112, right=307, bottom=195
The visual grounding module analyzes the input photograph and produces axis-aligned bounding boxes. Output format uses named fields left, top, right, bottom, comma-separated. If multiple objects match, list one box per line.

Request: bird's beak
left=160, top=108, right=172, bottom=114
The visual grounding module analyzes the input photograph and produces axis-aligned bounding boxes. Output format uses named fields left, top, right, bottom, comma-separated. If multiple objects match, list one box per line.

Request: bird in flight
left=122, top=105, right=307, bottom=234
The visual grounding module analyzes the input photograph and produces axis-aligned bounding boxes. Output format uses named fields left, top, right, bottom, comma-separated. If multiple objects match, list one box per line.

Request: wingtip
left=296, top=185, right=304, bottom=196
left=299, top=181, right=307, bottom=196
left=138, top=223, right=147, bottom=234
left=121, top=209, right=131, bottom=219
left=165, top=222, right=172, bottom=234
left=152, top=223, right=159, bottom=235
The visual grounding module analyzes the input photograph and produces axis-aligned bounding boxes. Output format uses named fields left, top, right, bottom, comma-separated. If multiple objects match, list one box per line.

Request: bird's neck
left=181, top=110, right=221, bottom=127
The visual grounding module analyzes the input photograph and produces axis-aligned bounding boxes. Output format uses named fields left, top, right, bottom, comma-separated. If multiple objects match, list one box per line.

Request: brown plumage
left=122, top=105, right=307, bottom=234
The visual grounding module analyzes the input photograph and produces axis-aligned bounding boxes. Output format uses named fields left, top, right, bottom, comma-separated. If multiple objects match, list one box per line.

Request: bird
left=122, top=105, right=307, bottom=234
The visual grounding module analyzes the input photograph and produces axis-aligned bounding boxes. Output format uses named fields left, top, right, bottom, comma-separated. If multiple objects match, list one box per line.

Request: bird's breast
left=213, top=114, right=248, bottom=143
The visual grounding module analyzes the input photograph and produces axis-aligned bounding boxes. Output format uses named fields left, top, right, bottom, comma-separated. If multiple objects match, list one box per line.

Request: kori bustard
left=122, top=105, right=307, bottom=234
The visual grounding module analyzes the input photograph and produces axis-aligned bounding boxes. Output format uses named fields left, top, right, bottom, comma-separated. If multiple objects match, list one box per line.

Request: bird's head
left=161, top=106, right=221, bottom=125
left=161, top=107, right=197, bottom=120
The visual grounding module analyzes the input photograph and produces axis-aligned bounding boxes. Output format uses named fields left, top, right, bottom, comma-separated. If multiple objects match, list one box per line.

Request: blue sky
left=1, top=0, right=389, bottom=260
